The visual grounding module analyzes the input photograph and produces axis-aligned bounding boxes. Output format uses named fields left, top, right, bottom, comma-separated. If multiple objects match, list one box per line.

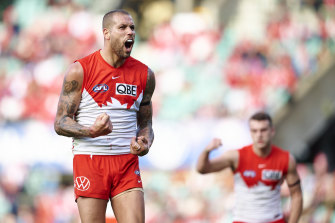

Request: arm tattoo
left=57, top=114, right=90, bottom=137
left=141, top=68, right=155, bottom=104
left=137, top=104, right=154, bottom=146
left=54, top=70, right=91, bottom=137
left=63, top=80, right=79, bottom=96
left=55, top=95, right=89, bottom=137
left=66, top=102, right=77, bottom=115
left=137, top=68, right=155, bottom=146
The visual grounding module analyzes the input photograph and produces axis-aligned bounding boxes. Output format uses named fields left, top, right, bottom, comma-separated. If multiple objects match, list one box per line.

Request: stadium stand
left=0, top=0, right=334, bottom=222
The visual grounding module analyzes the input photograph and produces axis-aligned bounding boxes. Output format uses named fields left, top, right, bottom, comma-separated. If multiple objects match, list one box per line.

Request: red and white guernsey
left=72, top=50, right=148, bottom=155
left=233, top=145, right=289, bottom=223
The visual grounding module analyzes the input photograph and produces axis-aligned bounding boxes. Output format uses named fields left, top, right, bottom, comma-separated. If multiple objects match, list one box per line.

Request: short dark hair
left=102, top=9, right=131, bottom=29
left=249, top=112, right=273, bottom=127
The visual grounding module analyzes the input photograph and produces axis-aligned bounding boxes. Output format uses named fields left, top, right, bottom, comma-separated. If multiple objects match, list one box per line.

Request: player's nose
left=126, top=27, right=134, bottom=35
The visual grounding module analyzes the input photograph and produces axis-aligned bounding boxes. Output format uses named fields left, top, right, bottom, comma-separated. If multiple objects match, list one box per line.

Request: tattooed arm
left=54, top=62, right=113, bottom=138
left=130, top=67, right=155, bottom=156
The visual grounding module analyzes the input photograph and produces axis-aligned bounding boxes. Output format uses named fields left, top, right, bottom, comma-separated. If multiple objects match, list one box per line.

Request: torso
left=233, top=145, right=289, bottom=222
left=72, top=50, right=148, bottom=155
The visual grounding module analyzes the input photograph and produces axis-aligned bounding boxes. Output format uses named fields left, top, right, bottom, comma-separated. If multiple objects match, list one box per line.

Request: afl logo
left=93, top=84, right=109, bottom=93
left=74, top=176, right=90, bottom=191
left=243, top=170, right=256, bottom=178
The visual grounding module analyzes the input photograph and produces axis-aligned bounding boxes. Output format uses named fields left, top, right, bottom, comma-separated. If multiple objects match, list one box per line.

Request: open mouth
left=125, top=39, right=134, bottom=49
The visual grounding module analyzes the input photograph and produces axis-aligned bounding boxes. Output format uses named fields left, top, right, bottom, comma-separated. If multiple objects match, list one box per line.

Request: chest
left=84, top=66, right=145, bottom=109
left=238, top=159, right=286, bottom=188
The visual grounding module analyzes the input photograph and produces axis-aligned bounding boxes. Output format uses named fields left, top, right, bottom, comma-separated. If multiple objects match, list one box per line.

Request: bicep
left=56, top=63, right=83, bottom=119
left=141, top=67, right=155, bottom=104
left=285, top=154, right=301, bottom=192
left=137, top=67, right=155, bottom=126
left=208, top=150, right=238, bottom=173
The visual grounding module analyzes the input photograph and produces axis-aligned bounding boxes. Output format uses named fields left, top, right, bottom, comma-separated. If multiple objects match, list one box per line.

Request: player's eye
left=261, top=128, right=268, bottom=132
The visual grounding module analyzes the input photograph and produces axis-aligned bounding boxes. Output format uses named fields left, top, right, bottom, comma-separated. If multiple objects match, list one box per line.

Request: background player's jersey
left=233, top=145, right=289, bottom=223
left=72, top=50, right=148, bottom=155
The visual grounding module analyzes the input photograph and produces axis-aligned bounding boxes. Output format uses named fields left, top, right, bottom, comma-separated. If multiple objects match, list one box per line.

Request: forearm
left=286, top=155, right=303, bottom=223
left=288, top=192, right=303, bottom=223
left=54, top=115, right=91, bottom=137
left=137, top=102, right=154, bottom=147
left=137, top=124, right=154, bottom=147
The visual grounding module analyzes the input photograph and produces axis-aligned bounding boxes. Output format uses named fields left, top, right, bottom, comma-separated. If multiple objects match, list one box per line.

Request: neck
left=253, top=144, right=272, bottom=157
left=100, top=48, right=126, bottom=68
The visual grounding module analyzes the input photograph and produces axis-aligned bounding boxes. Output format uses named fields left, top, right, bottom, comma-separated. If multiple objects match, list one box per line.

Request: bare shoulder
left=65, top=62, right=84, bottom=80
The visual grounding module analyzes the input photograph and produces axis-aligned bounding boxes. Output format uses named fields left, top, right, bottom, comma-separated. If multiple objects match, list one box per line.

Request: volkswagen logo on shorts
left=93, top=84, right=109, bottom=93
left=74, top=176, right=90, bottom=191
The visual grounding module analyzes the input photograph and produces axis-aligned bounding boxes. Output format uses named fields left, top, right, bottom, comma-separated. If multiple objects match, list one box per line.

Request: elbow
left=295, top=192, right=303, bottom=204
left=150, top=132, right=154, bottom=147
left=54, top=121, right=62, bottom=135
left=197, top=169, right=207, bottom=174
left=196, top=165, right=208, bottom=174
left=291, top=189, right=303, bottom=207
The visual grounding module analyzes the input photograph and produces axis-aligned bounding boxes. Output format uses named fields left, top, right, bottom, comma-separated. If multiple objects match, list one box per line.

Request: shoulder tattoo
left=63, top=80, right=79, bottom=96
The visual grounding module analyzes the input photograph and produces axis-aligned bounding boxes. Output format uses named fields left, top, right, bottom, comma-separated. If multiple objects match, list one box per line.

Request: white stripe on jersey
left=233, top=173, right=284, bottom=223
left=73, top=89, right=143, bottom=155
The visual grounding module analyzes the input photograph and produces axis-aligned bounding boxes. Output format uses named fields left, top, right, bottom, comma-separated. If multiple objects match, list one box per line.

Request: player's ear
left=103, top=28, right=110, bottom=40
left=271, top=127, right=275, bottom=137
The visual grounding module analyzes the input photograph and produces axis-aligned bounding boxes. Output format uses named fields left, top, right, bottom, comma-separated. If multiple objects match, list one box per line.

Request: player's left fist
left=130, top=136, right=149, bottom=156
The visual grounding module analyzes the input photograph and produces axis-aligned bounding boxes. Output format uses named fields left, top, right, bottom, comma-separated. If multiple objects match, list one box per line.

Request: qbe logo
left=74, top=176, right=90, bottom=191
left=262, top=170, right=282, bottom=181
left=116, top=83, right=137, bottom=96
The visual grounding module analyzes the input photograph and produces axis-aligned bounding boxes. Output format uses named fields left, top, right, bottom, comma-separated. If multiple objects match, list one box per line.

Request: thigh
left=77, top=197, right=108, bottom=223
left=111, top=190, right=145, bottom=223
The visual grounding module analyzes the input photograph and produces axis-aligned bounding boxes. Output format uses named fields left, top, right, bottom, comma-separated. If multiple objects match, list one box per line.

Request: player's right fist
left=205, top=138, right=222, bottom=152
left=89, top=113, right=113, bottom=138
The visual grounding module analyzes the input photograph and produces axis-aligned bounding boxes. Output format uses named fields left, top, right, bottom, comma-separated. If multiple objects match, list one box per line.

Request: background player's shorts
left=73, top=154, right=143, bottom=201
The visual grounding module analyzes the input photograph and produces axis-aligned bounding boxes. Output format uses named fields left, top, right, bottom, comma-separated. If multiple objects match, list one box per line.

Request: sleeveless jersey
left=72, top=50, right=148, bottom=155
left=233, top=145, right=289, bottom=223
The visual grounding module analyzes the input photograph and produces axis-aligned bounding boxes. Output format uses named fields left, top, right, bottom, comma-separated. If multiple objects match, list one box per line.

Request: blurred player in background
left=54, top=9, right=155, bottom=223
left=196, top=112, right=302, bottom=223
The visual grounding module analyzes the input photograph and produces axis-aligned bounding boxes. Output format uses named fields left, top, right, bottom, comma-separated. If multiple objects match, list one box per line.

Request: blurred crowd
left=1, top=0, right=335, bottom=222
left=1, top=0, right=335, bottom=123
left=0, top=0, right=100, bottom=123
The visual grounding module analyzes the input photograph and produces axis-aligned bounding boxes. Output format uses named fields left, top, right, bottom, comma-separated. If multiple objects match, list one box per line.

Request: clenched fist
left=89, top=113, right=113, bottom=138
left=130, top=136, right=149, bottom=156
left=205, top=138, right=222, bottom=152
